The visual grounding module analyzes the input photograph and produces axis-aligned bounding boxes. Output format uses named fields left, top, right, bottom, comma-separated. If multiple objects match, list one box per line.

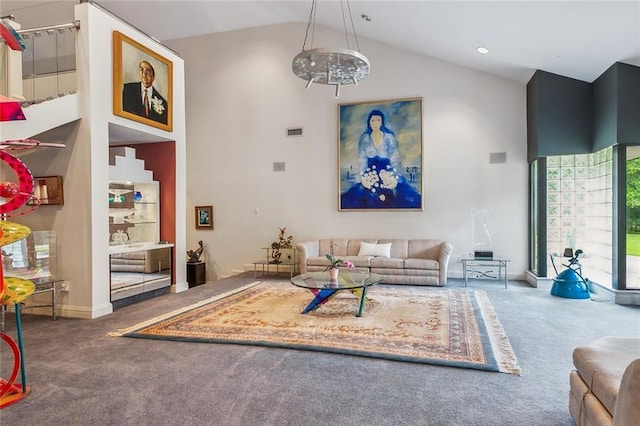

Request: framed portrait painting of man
left=338, top=97, right=424, bottom=211
left=112, top=31, right=173, bottom=132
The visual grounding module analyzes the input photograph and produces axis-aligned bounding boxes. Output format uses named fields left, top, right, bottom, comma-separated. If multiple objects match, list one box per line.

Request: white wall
left=167, top=23, right=528, bottom=280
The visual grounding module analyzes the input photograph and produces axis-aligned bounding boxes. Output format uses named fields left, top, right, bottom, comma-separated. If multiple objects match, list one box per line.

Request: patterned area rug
left=110, top=282, right=521, bottom=374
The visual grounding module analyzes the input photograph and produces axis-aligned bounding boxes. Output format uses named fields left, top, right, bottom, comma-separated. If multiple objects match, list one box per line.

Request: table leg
left=301, top=288, right=338, bottom=314
left=52, top=281, right=57, bottom=320
left=356, top=287, right=368, bottom=317
left=463, top=261, right=468, bottom=287
left=504, top=262, right=508, bottom=289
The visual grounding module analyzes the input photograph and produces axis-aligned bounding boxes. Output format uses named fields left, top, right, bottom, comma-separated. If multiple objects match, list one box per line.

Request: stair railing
left=1, top=17, right=80, bottom=106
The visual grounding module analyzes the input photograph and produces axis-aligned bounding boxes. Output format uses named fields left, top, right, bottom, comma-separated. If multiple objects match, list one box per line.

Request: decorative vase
left=328, top=267, right=339, bottom=281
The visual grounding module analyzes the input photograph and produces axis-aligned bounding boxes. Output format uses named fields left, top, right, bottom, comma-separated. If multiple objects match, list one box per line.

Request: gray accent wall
left=529, top=62, right=640, bottom=158
left=593, top=63, right=640, bottom=150
left=527, top=70, right=592, bottom=162
left=618, top=63, right=640, bottom=145
left=592, top=63, right=618, bottom=151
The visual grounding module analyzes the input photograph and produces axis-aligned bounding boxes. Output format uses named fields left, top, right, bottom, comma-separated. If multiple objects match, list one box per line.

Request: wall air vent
left=287, top=128, right=303, bottom=137
left=489, top=152, right=507, bottom=164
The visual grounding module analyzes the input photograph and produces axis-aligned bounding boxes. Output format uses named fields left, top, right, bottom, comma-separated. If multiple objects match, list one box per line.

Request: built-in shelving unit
left=108, top=146, right=172, bottom=308
left=108, top=181, right=159, bottom=245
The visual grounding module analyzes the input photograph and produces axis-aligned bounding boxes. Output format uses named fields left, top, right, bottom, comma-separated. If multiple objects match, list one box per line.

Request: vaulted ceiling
left=2, top=1, right=639, bottom=84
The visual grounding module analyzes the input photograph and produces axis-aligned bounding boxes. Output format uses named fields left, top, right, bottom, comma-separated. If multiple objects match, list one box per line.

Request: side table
left=187, top=261, right=206, bottom=287
left=253, top=246, right=299, bottom=278
left=461, top=258, right=510, bottom=288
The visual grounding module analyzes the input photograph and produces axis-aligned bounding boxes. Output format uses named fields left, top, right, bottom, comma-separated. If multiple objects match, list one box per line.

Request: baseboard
left=448, top=271, right=527, bottom=281
left=172, top=280, right=189, bottom=293
left=525, top=271, right=554, bottom=289
left=112, top=287, right=170, bottom=309
left=590, top=282, right=640, bottom=306
left=11, top=302, right=111, bottom=319
left=66, top=303, right=113, bottom=319
left=524, top=272, right=640, bottom=306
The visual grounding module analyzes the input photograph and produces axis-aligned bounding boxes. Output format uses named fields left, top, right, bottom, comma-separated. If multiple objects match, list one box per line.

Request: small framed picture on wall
left=195, top=206, right=213, bottom=230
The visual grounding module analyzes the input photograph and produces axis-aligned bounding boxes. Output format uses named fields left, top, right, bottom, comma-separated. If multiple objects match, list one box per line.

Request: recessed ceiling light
left=477, top=47, right=489, bottom=54
left=361, top=14, right=372, bottom=22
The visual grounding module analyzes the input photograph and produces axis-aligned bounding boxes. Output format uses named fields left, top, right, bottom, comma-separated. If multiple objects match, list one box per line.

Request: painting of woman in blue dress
left=339, top=98, right=423, bottom=210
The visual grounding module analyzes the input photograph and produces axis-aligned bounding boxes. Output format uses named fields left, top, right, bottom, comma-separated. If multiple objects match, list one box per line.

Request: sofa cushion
left=404, top=258, right=439, bottom=270
left=408, top=240, right=444, bottom=260
left=319, top=239, right=350, bottom=257
left=573, top=337, right=640, bottom=416
left=306, top=255, right=372, bottom=268
left=342, top=256, right=372, bottom=268
left=370, top=257, right=404, bottom=269
left=358, top=242, right=392, bottom=258
left=569, top=370, right=590, bottom=424
left=306, top=256, right=331, bottom=268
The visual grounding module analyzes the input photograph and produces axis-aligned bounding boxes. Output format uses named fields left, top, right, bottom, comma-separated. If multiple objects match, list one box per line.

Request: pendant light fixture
left=292, top=0, right=370, bottom=98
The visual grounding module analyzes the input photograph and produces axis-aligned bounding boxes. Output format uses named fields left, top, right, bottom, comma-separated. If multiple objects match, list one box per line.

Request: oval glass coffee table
left=290, top=271, right=382, bottom=317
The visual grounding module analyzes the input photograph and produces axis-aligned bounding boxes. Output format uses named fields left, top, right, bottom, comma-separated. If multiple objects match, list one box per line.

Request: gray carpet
left=1, top=273, right=638, bottom=425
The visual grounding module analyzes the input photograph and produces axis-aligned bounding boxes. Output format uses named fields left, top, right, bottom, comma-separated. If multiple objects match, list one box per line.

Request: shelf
left=109, top=181, right=160, bottom=245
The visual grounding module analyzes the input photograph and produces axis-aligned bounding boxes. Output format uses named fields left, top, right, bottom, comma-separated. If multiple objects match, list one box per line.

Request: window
left=545, top=148, right=613, bottom=287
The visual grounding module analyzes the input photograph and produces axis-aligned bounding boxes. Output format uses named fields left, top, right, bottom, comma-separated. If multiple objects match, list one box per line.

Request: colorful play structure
left=0, top=146, right=42, bottom=408
left=1, top=20, right=64, bottom=408
left=0, top=18, right=37, bottom=409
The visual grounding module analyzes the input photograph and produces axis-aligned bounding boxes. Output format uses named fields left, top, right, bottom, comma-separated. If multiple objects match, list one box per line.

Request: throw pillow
left=358, top=242, right=377, bottom=256
left=358, top=242, right=392, bottom=258
left=376, top=243, right=392, bottom=258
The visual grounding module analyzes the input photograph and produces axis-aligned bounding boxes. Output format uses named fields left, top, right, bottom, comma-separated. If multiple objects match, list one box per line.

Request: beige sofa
left=296, top=239, right=452, bottom=286
left=570, top=336, right=640, bottom=426
left=110, top=247, right=171, bottom=274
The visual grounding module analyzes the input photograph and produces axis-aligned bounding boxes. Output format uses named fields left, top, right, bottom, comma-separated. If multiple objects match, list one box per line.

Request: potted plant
left=324, top=240, right=354, bottom=280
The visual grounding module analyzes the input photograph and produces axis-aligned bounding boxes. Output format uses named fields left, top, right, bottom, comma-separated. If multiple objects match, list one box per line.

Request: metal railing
left=1, top=18, right=80, bottom=105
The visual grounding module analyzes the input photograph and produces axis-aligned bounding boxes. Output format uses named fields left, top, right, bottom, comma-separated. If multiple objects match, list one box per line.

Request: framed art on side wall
left=338, top=97, right=423, bottom=211
left=112, top=31, right=173, bottom=132
left=195, top=206, right=213, bottom=230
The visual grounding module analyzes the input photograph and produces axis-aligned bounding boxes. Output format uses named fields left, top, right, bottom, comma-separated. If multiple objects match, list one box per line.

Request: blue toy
left=550, top=249, right=590, bottom=299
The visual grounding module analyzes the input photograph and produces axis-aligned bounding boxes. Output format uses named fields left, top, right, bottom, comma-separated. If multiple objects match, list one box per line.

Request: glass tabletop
left=291, top=271, right=382, bottom=290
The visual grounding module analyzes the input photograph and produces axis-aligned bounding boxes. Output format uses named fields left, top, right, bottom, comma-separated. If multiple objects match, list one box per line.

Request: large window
left=545, top=148, right=613, bottom=287
left=625, top=146, right=640, bottom=289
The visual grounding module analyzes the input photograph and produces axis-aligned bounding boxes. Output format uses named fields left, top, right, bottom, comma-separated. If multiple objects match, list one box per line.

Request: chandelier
left=292, top=0, right=370, bottom=97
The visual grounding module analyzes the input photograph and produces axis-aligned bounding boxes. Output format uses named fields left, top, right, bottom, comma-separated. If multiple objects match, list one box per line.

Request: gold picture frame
left=195, top=206, right=213, bottom=230
left=113, top=31, right=173, bottom=131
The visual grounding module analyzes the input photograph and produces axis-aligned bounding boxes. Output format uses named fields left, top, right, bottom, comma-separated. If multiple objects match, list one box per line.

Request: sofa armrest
left=613, top=358, right=640, bottom=426
left=438, top=242, right=453, bottom=286
left=295, top=241, right=319, bottom=274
